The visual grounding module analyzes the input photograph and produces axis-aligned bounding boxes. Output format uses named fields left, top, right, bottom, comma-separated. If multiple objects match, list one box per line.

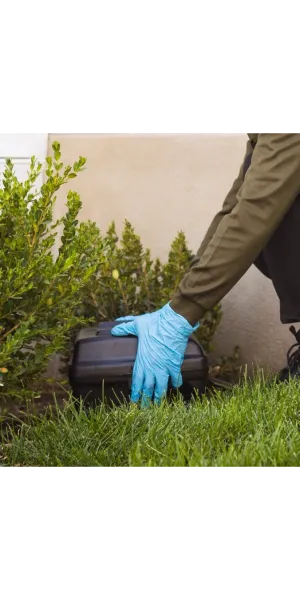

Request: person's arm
left=192, top=139, right=253, bottom=265
left=171, top=134, right=300, bottom=325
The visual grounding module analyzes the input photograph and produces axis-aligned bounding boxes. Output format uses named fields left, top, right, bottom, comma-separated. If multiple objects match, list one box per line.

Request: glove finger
left=141, top=373, right=155, bottom=407
left=170, top=369, right=183, bottom=389
left=111, top=320, right=137, bottom=337
left=115, top=316, right=135, bottom=322
left=154, top=372, right=169, bottom=405
left=131, top=358, right=144, bottom=404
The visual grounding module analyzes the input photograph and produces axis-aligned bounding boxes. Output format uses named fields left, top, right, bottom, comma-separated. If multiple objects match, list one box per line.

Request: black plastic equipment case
left=69, top=321, right=209, bottom=405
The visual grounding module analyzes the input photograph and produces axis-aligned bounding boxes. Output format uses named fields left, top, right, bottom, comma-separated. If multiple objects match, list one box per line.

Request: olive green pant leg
left=171, top=134, right=300, bottom=324
left=190, top=141, right=253, bottom=267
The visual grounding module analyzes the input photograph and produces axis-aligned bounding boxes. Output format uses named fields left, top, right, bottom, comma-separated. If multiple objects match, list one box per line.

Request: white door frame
left=0, top=134, right=48, bottom=186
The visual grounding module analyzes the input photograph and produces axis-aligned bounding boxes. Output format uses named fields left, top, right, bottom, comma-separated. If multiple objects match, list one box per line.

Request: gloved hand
left=111, top=303, right=199, bottom=406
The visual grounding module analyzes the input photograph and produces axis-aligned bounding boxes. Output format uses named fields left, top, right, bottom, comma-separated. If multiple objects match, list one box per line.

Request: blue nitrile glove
left=111, top=303, right=199, bottom=406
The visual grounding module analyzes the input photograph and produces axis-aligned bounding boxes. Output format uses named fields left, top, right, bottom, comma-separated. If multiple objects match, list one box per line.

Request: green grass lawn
left=1, top=378, right=300, bottom=467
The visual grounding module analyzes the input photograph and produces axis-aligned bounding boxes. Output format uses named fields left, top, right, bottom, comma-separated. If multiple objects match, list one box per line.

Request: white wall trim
left=0, top=135, right=48, bottom=188
left=0, top=134, right=48, bottom=158
left=0, top=158, right=31, bottom=166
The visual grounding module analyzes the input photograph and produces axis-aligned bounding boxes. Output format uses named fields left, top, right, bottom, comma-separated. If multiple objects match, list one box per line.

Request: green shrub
left=80, top=220, right=223, bottom=353
left=0, top=145, right=239, bottom=404
left=0, top=143, right=105, bottom=402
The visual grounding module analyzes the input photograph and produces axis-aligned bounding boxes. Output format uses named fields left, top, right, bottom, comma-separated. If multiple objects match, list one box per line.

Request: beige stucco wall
left=48, top=133, right=294, bottom=372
